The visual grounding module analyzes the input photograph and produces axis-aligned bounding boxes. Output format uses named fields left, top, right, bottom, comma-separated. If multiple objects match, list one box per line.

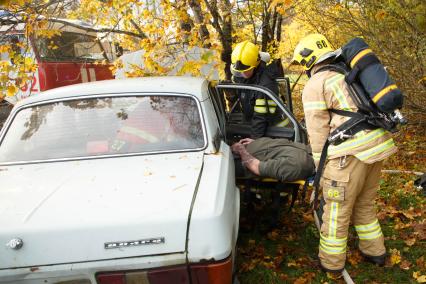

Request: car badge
left=104, top=237, right=165, bottom=249
left=6, top=238, right=24, bottom=250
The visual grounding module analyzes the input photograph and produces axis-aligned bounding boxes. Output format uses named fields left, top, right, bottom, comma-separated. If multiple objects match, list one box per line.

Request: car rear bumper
left=0, top=254, right=233, bottom=284
left=0, top=253, right=185, bottom=284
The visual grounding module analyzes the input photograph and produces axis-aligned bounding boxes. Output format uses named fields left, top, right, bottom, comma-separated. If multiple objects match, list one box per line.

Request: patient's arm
left=231, top=141, right=260, bottom=175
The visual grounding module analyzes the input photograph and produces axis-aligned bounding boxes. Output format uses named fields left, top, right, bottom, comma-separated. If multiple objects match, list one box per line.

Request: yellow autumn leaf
left=404, top=238, right=416, bottom=246
left=0, top=0, right=10, bottom=7
left=0, top=74, right=8, bottom=82
left=0, top=45, right=10, bottom=53
left=375, top=10, right=386, bottom=20
left=389, top=248, right=401, bottom=265
left=6, top=85, right=17, bottom=97
left=414, top=271, right=426, bottom=283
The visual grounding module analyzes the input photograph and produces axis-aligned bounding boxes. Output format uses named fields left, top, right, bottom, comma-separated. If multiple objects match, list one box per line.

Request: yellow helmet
left=231, top=41, right=260, bottom=73
left=292, top=34, right=334, bottom=70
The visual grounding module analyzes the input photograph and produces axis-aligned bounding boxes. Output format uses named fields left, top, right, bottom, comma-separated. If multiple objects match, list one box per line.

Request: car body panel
left=188, top=141, right=238, bottom=262
left=0, top=152, right=203, bottom=269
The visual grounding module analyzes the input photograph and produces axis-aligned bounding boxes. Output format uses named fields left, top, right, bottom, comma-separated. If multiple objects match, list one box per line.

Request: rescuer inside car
left=230, top=41, right=289, bottom=138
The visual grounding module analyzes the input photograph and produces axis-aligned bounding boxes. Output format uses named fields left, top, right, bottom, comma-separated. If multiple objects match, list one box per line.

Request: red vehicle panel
left=37, top=62, right=114, bottom=91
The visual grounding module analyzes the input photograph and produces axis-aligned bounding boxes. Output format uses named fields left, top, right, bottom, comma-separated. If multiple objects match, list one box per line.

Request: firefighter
left=231, top=41, right=289, bottom=138
left=292, top=34, right=397, bottom=274
left=111, top=101, right=172, bottom=153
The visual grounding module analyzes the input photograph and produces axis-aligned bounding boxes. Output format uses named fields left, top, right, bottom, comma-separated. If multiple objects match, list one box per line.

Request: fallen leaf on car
left=389, top=248, right=401, bottom=265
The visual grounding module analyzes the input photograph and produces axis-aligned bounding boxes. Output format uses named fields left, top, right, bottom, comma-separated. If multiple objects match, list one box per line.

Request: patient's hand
left=231, top=142, right=245, bottom=154
left=239, top=138, right=254, bottom=145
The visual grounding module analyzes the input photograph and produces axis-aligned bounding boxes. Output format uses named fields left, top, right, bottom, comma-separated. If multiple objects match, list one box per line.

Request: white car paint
left=0, top=77, right=239, bottom=283
left=0, top=153, right=203, bottom=268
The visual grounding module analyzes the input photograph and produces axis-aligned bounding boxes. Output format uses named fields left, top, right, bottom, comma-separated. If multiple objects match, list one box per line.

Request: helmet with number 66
left=292, top=34, right=334, bottom=70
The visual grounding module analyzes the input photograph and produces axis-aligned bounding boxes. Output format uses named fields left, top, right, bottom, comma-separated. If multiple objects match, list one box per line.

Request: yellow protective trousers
left=318, top=155, right=386, bottom=271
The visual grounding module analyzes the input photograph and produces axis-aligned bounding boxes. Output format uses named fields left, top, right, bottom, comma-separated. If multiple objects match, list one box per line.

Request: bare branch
left=0, top=17, right=147, bottom=39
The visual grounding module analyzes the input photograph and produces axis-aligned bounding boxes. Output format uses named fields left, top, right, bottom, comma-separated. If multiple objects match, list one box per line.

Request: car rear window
left=0, top=95, right=205, bottom=163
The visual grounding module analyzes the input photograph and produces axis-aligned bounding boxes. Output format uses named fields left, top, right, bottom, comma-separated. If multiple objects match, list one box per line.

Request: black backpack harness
left=311, top=61, right=402, bottom=208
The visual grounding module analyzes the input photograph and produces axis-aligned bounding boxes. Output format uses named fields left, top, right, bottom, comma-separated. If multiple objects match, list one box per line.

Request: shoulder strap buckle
left=328, top=130, right=353, bottom=144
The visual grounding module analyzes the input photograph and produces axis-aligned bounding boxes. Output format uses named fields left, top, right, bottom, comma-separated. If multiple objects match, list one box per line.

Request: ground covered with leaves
left=235, top=124, right=426, bottom=283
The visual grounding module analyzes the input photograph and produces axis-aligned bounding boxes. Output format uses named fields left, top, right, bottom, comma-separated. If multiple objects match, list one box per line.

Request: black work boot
left=320, top=263, right=344, bottom=280
left=360, top=251, right=386, bottom=266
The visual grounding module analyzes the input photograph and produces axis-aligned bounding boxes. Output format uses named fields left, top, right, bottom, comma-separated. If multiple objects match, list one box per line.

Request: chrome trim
left=6, top=238, right=23, bottom=250
left=105, top=237, right=165, bottom=249
left=0, top=92, right=208, bottom=166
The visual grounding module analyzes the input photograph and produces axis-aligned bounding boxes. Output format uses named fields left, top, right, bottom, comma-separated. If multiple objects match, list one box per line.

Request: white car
left=0, top=77, right=240, bottom=284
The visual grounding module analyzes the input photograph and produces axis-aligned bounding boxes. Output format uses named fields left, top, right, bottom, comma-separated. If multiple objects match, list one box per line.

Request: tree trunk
left=188, top=0, right=211, bottom=48
left=221, top=0, right=233, bottom=80
left=261, top=4, right=271, bottom=51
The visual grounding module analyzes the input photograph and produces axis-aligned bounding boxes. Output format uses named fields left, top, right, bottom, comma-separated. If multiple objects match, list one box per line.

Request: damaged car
left=0, top=77, right=239, bottom=284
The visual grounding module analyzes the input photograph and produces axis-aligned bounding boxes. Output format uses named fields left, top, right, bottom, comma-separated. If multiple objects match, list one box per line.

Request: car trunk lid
left=0, top=152, right=203, bottom=269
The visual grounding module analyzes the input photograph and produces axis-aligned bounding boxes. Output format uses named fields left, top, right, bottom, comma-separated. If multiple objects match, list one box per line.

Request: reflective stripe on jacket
left=302, top=64, right=397, bottom=165
left=233, top=61, right=288, bottom=138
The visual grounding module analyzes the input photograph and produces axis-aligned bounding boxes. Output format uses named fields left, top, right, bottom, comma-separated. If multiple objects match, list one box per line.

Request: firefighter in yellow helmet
left=231, top=41, right=288, bottom=138
left=292, top=34, right=397, bottom=274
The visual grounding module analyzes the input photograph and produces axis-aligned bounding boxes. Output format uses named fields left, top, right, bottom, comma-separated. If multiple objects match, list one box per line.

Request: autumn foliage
left=0, top=0, right=425, bottom=282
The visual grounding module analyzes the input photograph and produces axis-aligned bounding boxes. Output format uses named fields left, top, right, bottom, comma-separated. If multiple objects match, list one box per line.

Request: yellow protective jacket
left=302, top=64, right=397, bottom=166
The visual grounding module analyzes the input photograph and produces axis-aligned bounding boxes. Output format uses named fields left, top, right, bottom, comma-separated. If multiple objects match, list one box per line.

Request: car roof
left=16, top=76, right=209, bottom=107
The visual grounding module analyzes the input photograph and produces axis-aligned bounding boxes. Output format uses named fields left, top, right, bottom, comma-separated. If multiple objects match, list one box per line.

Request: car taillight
left=96, top=273, right=125, bottom=284
left=190, top=256, right=233, bottom=284
left=96, top=266, right=189, bottom=284
left=96, top=256, right=232, bottom=284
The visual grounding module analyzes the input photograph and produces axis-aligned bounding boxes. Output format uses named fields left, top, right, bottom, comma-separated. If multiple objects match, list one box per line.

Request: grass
left=235, top=172, right=426, bottom=283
